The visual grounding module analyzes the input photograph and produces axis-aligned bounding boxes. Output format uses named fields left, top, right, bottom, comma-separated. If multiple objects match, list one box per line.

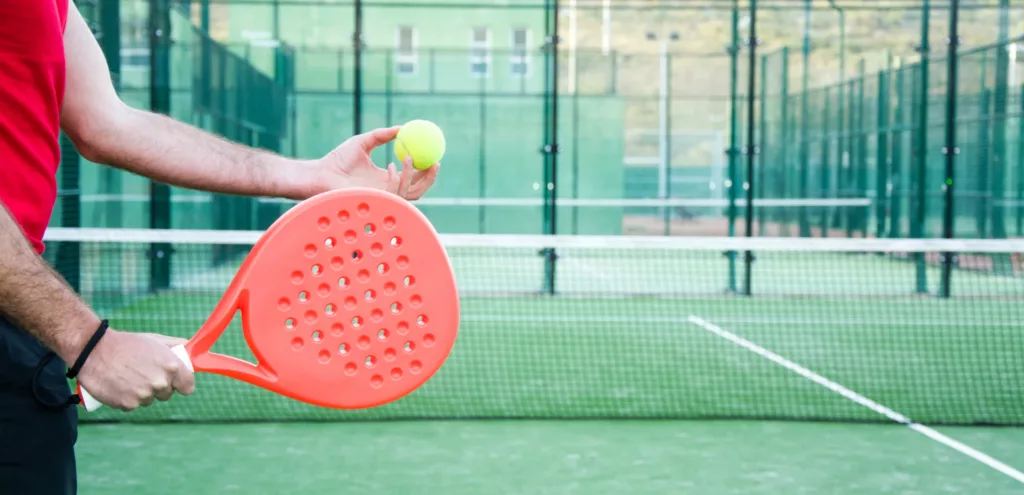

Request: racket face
left=229, top=188, right=459, bottom=409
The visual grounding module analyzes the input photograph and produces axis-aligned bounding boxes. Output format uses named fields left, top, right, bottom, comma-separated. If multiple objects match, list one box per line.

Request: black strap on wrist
left=66, top=319, right=109, bottom=379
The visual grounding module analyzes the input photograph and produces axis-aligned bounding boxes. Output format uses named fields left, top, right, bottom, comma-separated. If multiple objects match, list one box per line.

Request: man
left=0, top=0, right=439, bottom=493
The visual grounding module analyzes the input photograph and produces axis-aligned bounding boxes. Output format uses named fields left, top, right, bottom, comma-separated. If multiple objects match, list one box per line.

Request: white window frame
left=395, top=26, right=418, bottom=76
left=510, top=28, right=531, bottom=78
left=469, top=27, right=491, bottom=78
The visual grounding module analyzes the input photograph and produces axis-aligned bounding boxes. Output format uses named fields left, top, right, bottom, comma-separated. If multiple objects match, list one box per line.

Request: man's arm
left=0, top=202, right=98, bottom=364
left=59, top=2, right=315, bottom=200
left=60, top=1, right=437, bottom=201
left=0, top=201, right=195, bottom=410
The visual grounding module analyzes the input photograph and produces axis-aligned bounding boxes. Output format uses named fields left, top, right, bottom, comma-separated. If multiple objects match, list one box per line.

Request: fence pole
left=148, top=0, right=171, bottom=291
left=940, top=0, right=960, bottom=298
left=799, top=0, right=811, bottom=237
left=743, top=0, right=759, bottom=296
left=876, top=51, right=892, bottom=238
left=780, top=46, right=790, bottom=236
left=913, top=0, right=930, bottom=294
left=992, top=0, right=1011, bottom=239
left=757, top=53, right=768, bottom=237
left=856, top=59, right=868, bottom=236
left=542, top=0, right=560, bottom=295
left=353, top=0, right=363, bottom=135
left=726, top=0, right=740, bottom=292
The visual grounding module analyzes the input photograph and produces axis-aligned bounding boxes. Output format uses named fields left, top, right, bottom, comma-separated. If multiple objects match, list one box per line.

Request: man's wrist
left=267, top=158, right=326, bottom=200
left=56, top=312, right=105, bottom=365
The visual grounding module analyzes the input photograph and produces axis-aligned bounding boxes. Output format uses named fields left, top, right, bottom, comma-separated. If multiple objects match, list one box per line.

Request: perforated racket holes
left=365, top=355, right=377, bottom=368
left=351, top=250, right=363, bottom=263
left=311, top=264, right=323, bottom=276
left=312, top=330, right=324, bottom=343
left=403, top=276, right=415, bottom=287
left=325, top=304, right=336, bottom=316
left=324, top=237, right=336, bottom=249
left=364, top=223, right=376, bottom=236
left=298, top=291, right=309, bottom=303
left=383, top=216, right=396, bottom=229
left=351, top=316, right=363, bottom=328
left=338, top=343, right=350, bottom=355
left=377, top=329, right=389, bottom=341
left=390, top=236, right=402, bottom=248
left=390, top=302, right=403, bottom=314
left=338, top=276, right=350, bottom=289
left=404, top=341, right=415, bottom=353
left=364, top=289, right=376, bottom=302
left=285, top=318, right=296, bottom=330
left=416, top=315, right=428, bottom=327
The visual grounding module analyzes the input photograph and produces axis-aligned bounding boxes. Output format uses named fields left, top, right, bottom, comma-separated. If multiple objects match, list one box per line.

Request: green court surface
left=48, top=234, right=1024, bottom=491
left=77, top=420, right=1024, bottom=494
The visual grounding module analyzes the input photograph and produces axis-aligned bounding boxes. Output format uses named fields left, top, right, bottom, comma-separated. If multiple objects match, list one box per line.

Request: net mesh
left=42, top=228, right=1024, bottom=425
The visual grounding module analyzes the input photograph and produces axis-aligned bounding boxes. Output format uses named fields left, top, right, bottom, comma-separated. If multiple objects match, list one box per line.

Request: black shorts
left=0, top=316, right=78, bottom=495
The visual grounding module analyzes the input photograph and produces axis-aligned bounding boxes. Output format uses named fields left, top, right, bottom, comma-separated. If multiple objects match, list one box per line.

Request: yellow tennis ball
left=394, top=120, right=445, bottom=171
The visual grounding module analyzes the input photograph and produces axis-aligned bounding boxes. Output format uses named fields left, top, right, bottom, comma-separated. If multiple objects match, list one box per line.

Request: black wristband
left=66, top=320, right=109, bottom=379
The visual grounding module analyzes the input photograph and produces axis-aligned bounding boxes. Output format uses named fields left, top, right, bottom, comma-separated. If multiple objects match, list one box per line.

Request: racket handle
left=79, top=344, right=194, bottom=412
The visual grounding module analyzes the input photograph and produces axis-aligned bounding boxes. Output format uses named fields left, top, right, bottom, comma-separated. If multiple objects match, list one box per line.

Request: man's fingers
left=357, top=126, right=401, bottom=153
left=407, top=164, right=439, bottom=200
left=397, top=157, right=414, bottom=198
left=170, top=362, right=196, bottom=396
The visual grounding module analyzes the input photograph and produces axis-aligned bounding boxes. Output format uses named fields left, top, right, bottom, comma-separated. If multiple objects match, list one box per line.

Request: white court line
left=686, top=315, right=1024, bottom=484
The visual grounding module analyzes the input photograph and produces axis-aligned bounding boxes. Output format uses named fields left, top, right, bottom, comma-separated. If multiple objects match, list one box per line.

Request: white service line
left=686, top=315, right=1024, bottom=484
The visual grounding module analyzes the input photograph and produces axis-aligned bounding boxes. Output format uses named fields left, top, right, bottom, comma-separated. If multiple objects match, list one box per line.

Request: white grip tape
left=80, top=344, right=194, bottom=412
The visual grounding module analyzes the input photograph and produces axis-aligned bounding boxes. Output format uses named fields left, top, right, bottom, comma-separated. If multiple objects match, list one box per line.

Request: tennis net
left=41, top=227, right=1024, bottom=425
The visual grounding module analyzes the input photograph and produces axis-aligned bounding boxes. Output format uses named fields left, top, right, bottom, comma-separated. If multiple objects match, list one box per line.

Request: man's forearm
left=0, top=203, right=98, bottom=363
left=82, top=106, right=318, bottom=200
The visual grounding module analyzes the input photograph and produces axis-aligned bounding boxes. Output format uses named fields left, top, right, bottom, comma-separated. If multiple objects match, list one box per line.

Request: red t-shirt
left=0, top=0, right=68, bottom=254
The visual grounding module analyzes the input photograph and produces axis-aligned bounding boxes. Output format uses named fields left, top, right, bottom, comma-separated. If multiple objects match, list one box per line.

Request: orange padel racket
left=77, top=187, right=460, bottom=411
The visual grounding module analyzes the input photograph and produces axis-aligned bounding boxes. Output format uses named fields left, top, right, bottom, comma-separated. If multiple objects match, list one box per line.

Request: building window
left=395, top=26, right=417, bottom=75
left=469, top=27, right=491, bottom=77
left=510, top=28, right=530, bottom=77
